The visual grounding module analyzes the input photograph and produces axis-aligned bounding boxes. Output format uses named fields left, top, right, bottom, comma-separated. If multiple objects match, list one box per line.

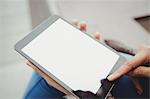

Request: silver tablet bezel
left=15, top=15, right=126, bottom=98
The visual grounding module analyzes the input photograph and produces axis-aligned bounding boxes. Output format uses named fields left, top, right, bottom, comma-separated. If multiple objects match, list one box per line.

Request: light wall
left=0, top=0, right=31, bottom=66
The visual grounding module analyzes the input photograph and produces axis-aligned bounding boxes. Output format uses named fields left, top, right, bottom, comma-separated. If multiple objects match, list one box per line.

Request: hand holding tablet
left=26, top=20, right=99, bottom=96
left=15, top=15, right=126, bottom=98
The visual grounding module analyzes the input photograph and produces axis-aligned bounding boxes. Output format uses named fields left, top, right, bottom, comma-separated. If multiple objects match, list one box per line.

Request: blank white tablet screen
left=22, top=18, right=119, bottom=93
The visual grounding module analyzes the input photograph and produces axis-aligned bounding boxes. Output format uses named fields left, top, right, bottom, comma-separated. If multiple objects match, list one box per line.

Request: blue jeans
left=23, top=53, right=149, bottom=99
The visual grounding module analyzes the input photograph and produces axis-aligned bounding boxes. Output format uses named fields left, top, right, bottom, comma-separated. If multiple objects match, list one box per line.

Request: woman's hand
left=108, top=45, right=150, bottom=94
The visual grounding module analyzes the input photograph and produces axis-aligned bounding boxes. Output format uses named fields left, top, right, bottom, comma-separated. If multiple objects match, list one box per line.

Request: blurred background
left=0, top=0, right=150, bottom=98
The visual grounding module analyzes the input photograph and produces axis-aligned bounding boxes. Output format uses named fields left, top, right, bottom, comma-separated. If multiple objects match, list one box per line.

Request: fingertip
left=72, top=19, right=79, bottom=26
left=107, top=74, right=114, bottom=81
left=107, top=72, right=120, bottom=81
left=93, top=32, right=100, bottom=40
left=80, top=21, right=87, bottom=31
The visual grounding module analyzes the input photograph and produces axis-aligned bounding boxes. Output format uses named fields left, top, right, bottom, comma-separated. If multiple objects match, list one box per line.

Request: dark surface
left=135, top=15, right=150, bottom=33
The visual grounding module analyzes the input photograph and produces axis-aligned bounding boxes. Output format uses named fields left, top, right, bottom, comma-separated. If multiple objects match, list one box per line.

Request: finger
left=26, top=61, right=34, bottom=67
left=72, top=19, right=79, bottom=27
left=79, top=21, right=87, bottom=32
left=129, top=66, right=150, bottom=77
left=26, top=62, right=59, bottom=87
left=26, top=62, right=71, bottom=95
left=26, top=61, right=46, bottom=77
left=130, top=77, right=143, bottom=95
left=26, top=61, right=51, bottom=80
left=107, top=51, right=147, bottom=81
left=93, top=32, right=101, bottom=40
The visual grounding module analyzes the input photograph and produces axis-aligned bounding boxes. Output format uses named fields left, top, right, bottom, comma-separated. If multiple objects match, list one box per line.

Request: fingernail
left=94, top=32, right=100, bottom=40
left=107, top=74, right=114, bottom=81
left=108, top=72, right=121, bottom=81
left=107, top=73, right=117, bottom=81
left=80, top=21, right=87, bottom=31
left=72, top=19, right=78, bottom=26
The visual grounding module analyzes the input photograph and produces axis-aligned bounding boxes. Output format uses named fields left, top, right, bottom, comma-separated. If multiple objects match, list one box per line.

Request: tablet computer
left=15, top=15, right=126, bottom=98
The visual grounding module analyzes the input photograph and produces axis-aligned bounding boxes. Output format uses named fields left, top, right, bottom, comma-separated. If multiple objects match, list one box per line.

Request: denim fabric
left=23, top=72, right=64, bottom=99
